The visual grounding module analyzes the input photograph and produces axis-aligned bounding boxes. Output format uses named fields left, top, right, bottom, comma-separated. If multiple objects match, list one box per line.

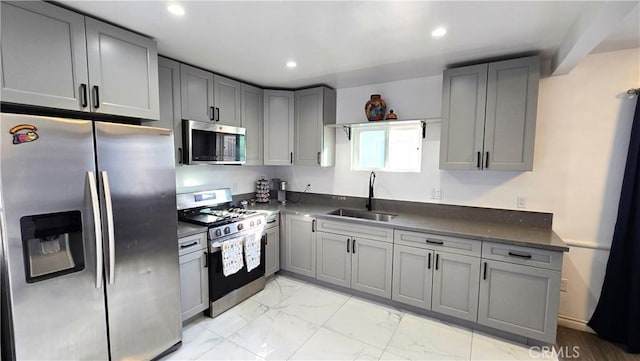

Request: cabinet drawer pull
left=92, top=85, right=100, bottom=109
left=427, top=252, right=431, bottom=269
left=80, top=84, right=88, bottom=108
left=435, top=253, right=439, bottom=270
left=426, top=240, right=444, bottom=245
left=485, top=152, right=490, bottom=169
left=508, top=251, right=532, bottom=259
left=477, top=151, right=481, bottom=169
left=352, top=239, right=356, bottom=253
left=483, top=262, right=487, bottom=280
left=180, top=241, right=198, bottom=249
left=266, top=219, right=277, bottom=224
left=347, top=238, right=350, bottom=253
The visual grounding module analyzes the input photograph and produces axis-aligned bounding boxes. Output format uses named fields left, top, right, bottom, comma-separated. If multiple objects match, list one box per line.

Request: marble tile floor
left=162, top=275, right=558, bottom=361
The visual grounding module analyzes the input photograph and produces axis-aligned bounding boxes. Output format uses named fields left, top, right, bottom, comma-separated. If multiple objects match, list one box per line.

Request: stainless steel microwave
left=182, top=120, right=246, bottom=165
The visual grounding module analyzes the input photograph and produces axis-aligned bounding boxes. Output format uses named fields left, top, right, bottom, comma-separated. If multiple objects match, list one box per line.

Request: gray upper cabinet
left=214, top=75, right=242, bottom=127
left=478, top=259, right=561, bottom=344
left=440, top=56, right=539, bottom=171
left=85, top=18, right=159, bottom=120
left=242, top=84, right=264, bottom=165
left=180, top=63, right=215, bottom=122
left=264, top=90, right=295, bottom=165
left=294, top=87, right=336, bottom=166
left=1, top=1, right=159, bottom=120
left=156, top=57, right=182, bottom=164
left=1, top=1, right=88, bottom=111
left=284, top=214, right=316, bottom=278
left=431, top=251, right=480, bottom=322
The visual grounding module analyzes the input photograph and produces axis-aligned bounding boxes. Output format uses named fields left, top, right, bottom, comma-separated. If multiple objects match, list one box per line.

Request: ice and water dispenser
left=20, top=211, right=85, bottom=283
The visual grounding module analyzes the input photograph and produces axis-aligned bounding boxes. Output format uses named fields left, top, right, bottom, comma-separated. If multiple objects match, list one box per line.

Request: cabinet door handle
left=317, top=152, right=321, bottom=165
left=483, top=262, right=487, bottom=280
left=204, top=252, right=208, bottom=268
left=347, top=238, right=350, bottom=253
left=508, top=251, right=532, bottom=259
left=485, top=152, right=490, bottom=169
left=80, top=84, right=88, bottom=108
left=209, top=106, right=215, bottom=121
left=180, top=241, right=198, bottom=249
left=311, top=219, right=316, bottom=232
left=352, top=239, right=356, bottom=254
left=290, top=152, right=293, bottom=164
left=477, top=151, right=481, bottom=169
left=92, top=85, right=100, bottom=109
left=215, top=107, right=220, bottom=122
left=427, top=252, right=431, bottom=270
left=426, top=240, right=444, bottom=245
left=435, top=253, right=439, bottom=270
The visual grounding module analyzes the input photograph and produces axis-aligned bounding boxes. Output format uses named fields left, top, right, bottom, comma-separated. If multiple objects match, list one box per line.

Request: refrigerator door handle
left=101, top=171, right=116, bottom=285
left=87, top=172, right=103, bottom=289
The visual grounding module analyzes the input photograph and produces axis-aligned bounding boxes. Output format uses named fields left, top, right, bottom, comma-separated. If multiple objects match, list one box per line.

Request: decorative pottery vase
left=365, top=94, right=387, bottom=121
left=386, top=109, right=398, bottom=120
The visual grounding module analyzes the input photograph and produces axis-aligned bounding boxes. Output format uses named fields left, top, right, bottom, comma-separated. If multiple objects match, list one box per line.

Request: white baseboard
left=558, top=315, right=596, bottom=334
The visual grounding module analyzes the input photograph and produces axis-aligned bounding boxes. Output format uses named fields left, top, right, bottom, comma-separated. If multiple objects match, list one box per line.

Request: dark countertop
left=177, top=222, right=207, bottom=238
left=248, top=201, right=569, bottom=252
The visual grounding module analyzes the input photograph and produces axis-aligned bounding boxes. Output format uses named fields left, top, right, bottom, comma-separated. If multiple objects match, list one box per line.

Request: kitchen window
left=351, top=122, right=423, bottom=172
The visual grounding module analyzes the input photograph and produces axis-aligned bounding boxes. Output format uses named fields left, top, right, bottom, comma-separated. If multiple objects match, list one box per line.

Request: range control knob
left=257, top=219, right=262, bottom=225
left=250, top=221, right=255, bottom=227
left=214, top=229, right=222, bottom=237
left=224, top=227, right=231, bottom=235
left=238, top=223, right=244, bottom=231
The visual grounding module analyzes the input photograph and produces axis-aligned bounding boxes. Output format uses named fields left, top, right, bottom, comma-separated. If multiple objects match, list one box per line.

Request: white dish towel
left=221, top=236, right=244, bottom=276
left=244, top=231, right=262, bottom=272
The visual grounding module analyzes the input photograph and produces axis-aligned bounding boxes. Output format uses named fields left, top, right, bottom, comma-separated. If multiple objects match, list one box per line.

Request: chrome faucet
left=366, top=171, right=376, bottom=211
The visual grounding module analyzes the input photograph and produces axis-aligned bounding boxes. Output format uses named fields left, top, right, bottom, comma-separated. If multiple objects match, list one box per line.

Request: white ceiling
left=61, top=1, right=639, bottom=89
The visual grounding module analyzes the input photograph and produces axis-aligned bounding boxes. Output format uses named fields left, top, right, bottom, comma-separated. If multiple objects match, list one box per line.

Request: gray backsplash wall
left=175, top=165, right=275, bottom=195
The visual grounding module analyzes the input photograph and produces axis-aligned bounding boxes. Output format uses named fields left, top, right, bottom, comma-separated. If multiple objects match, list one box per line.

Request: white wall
left=275, top=48, right=640, bottom=327
left=175, top=165, right=275, bottom=195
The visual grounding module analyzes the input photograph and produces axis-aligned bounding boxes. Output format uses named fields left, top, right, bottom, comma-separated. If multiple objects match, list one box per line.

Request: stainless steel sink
left=328, top=208, right=397, bottom=222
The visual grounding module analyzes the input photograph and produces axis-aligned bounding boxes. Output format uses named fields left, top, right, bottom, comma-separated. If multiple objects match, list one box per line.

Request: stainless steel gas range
left=177, top=189, right=266, bottom=318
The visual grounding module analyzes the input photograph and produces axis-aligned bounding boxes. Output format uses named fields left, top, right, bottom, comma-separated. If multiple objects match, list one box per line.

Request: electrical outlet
left=560, top=278, right=568, bottom=292
left=517, top=196, right=527, bottom=209
left=307, top=183, right=312, bottom=191
left=431, top=188, right=442, bottom=200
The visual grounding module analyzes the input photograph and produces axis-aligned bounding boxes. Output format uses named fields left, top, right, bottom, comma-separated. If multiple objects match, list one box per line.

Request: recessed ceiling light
left=286, top=60, right=297, bottom=68
left=167, top=4, right=185, bottom=16
left=431, top=27, right=447, bottom=38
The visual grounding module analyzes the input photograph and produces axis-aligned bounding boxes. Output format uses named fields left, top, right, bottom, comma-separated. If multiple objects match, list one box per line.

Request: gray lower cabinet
left=350, top=237, right=393, bottom=299
left=284, top=214, right=316, bottom=277
left=242, top=84, right=264, bottom=165
left=264, top=90, right=295, bottom=165
left=392, top=230, right=481, bottom=322
left=440, top=55, right=539, bottom=171
left=392, top=244, right=433, bottom=310
left=180, top=63, right=215, bottom=122
left=431, top=251, right=480, bottom=322
left=155, top=57, right=182, bottom=164
left=178, top=233, right=209, bottom=322
left=479, top=241, right=563, bottom=343
left=1, top=1, right=160, bottom=120
left=265, top=219, right=280, bottom=277
left=315, top=220, right=393, bottom=299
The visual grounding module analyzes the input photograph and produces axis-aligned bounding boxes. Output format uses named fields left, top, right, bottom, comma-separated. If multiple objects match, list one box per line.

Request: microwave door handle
left=101, top=171, right=116, bottom=285
left=87, top=172, right=103, bottom=289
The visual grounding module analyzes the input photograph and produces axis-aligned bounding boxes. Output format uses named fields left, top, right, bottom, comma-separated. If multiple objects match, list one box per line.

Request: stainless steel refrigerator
left=0, top=113, right=182, bottom=360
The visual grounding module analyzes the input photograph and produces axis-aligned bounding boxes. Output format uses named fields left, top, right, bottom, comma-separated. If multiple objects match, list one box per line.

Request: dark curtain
left=588, top=95, right=640, bottom=353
